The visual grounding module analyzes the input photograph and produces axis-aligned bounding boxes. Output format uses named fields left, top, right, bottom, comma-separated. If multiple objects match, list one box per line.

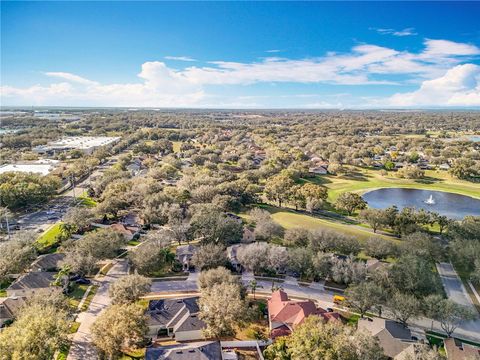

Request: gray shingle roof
left=0, top=296, right=25, bottom=320
left=30, top=253, right=65, bottom=271
left=358, top=317, right=414, bottom=358
left=8, top=272, right=56, bottom=290
left=147, top=297, right=205, bottom=332
left=145, top=341, right=222, bottom=360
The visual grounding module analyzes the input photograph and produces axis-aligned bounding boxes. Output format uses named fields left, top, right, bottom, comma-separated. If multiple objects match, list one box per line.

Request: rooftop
left=0, top=163, right=57, bottom=176
left=145, top=341, right=222, bottom=360
left=0, top=296, right=26, bottom=320
left=30, top=253, right=65, bottom=271
left=34, top=136, right=120, bottom=151
left=358, top=317, right=414, bottom=358
left=147, top=297, right=205, bottom=332
left=8, top=272, right=57, bottom=291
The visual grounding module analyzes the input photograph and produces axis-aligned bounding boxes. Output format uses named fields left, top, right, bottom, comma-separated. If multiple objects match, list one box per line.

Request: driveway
left=436, top=262, right=474, bottom=308
left=68, top=259, right=129, bottom=360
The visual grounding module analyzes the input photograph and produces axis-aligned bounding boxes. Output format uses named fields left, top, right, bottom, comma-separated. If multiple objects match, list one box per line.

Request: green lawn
left=304, top=167, right=480, bottom=202
left=80, top=285, right=98, bottom=311
left=265, top=206, right=391, bottom=241
left=68, top=283, right=90, bottom=309
left=78, top=192, right=97, bottom=207
left=99, top=262, right=114, bottom=275
left=36, top=222, right=64, bottom=250
left=0, top=279, right=12, bottom=297
left=69, top=321, right=81, bottom=334
left=56, top=344, right=70, bottom=360
left=120, top=348, right=145, bottom=359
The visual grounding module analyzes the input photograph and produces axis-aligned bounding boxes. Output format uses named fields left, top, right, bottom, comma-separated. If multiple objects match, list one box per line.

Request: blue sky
left=2, top=1, right=480, bottom=108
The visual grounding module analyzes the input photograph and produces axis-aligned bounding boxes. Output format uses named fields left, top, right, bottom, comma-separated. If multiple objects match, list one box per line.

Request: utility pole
left=5, top=213, right=10, bottom=240
left=70, top=174, right=77, bottom=201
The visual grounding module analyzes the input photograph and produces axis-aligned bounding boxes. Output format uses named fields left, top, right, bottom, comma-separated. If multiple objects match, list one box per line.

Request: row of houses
left=142, top=289, right=480, bottom=360
left=0, top=253, right=66, bottom=328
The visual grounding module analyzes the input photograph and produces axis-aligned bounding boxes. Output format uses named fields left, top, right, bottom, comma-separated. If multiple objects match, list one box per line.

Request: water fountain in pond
left=424, top=194, right=435, bottom=205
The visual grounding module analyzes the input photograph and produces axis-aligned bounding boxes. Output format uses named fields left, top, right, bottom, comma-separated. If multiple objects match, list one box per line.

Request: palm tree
left=249, top=279, right=261, bottom=299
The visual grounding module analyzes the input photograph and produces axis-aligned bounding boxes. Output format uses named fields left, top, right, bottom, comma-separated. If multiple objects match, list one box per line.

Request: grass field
left=36, top=222, right=63, bottom=250
left=263, top=205, right=392, bottom=241
left=304, top=167, right=480, bottom=202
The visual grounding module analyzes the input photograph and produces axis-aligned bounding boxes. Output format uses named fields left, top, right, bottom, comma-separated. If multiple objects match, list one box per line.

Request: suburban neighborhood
left=2, top=1, right=480, bottom=360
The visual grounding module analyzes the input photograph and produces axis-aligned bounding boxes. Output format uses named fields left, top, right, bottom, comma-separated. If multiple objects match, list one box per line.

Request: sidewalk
left=67, top=259, right=129, bottom=360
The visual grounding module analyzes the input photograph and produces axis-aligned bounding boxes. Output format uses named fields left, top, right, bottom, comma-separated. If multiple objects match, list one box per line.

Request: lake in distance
left=362, top=188, right=480, bottom=220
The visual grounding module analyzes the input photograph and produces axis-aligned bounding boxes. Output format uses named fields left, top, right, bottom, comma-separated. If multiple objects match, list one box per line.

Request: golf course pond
left=362, top=188, right=480, bottom=220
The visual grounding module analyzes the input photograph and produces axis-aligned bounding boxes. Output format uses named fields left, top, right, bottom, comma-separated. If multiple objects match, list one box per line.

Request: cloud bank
left=2, top=39, right=479, bottom=107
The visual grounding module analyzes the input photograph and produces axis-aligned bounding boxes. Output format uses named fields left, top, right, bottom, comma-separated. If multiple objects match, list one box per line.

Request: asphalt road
left=436, top=262, right=475, bottom=308
left=68, top=259, right=129, bottom=360
left=8, top=162, right=108, bottom=236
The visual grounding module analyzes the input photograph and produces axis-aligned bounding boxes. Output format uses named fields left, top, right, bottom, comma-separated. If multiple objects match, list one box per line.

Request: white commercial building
left=33, top=136, right=121, bottom=155
left=0, top=160, right=60, bottom=176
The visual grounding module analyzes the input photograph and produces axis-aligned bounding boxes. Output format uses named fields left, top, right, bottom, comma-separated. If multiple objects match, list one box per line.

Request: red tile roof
left=268, top=291, right=318, bottom=327
left=268, top=290, right=341, bottom=338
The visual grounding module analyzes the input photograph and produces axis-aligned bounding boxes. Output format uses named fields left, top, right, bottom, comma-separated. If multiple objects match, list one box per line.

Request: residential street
left=67, top=259, right=129, bottom=360
left=149, top=274, right=480, bottom=343
left=436, top=262, right=474, bottom=309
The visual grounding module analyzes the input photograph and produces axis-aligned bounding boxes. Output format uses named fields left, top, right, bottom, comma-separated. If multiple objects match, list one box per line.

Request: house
left=6, top=272, right=59, bottom=298
left=309, top=166, right=328, bottom=175
left=120, top=212, right=144, bottom=227
left=358, top=317, right=416, bottom=359
left=439, top=163, right=451, bottom=170
left=145, top=341, right=222, bottom=360
left=444, top=338, right=480, bottom=360
left=29, top=253, right=65, bottom=272
left=364, top=259, right=389, bottom=274
left=226, top=244, right=244, bottom=271
left=175, top=245, right=197, bottom=271
left=268, top=290, right=340, bottom=338
left=146, top=297, right=206, bottom=341
left=0, top=296, right=25, bottom=328
left=110, top=223, right=139, bottom=241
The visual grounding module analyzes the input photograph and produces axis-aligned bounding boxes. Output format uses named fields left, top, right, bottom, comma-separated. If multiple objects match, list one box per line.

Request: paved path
left=436, top=262, right=474, bottom=308
left=68, top=259, right=129, bottom=360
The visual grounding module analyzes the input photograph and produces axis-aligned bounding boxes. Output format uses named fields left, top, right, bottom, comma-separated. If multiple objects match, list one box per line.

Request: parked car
left=75, top=278, right=91, bottom=285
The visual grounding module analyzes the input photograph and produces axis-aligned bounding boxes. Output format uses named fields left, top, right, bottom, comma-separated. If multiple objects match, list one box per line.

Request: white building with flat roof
left=33, top=136, right=121, bottom=155
left=0, top=163, right=57, bottom=176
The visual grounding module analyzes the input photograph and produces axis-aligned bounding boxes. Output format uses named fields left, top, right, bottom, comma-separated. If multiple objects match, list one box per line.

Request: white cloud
left=266, top=49, right=281, bottom=53
left=373, top=27, right=417, bottom=36
left=164, top=56, right=197, bottom=62
left=388, top=64, right=480, bottom=106
left=421, top=39, right=480, bottom=58
left=44, top=72, right=98, bottom=86
left=2, top=39, right=480, bottom=107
